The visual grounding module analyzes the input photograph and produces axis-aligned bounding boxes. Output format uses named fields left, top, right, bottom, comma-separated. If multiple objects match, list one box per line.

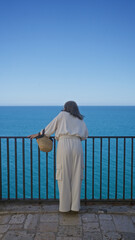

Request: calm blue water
left=0, top=106, right=135, bottom=137
left=0, top=106, right=135, bottom=200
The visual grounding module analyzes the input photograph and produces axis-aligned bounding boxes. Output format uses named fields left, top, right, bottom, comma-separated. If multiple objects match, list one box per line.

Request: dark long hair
left=63, top=101, right=83, bottom=120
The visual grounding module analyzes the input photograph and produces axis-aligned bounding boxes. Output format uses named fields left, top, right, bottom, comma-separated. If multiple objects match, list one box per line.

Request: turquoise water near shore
left=0, top=106, right=135, bottom=200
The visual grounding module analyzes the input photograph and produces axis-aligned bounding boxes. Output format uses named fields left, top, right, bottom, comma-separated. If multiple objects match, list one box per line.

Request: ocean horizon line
left=0, top=105, right=135, bottom=107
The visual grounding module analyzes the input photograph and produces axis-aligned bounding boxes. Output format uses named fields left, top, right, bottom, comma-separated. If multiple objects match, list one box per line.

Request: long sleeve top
left=40, top=111, right=88, bottom=141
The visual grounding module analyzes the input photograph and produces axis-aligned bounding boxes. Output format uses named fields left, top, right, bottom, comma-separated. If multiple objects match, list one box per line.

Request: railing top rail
left=0, top=136, right=135, bottom=139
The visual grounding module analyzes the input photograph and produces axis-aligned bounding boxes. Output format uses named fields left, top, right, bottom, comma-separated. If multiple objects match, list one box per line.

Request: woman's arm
left=27, top=133, right=39, bottom=139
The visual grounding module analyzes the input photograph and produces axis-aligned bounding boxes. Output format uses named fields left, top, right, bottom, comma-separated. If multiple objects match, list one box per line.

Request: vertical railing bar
left=123, top=137, right=126, bottom=200
left=92, top=138, right=94, bottom=199
left=100, top=137, right=102, bottom=200
left=54, top=139, right=56, bottom=199
left=46, top=152, right=48, bottom=200
left=115, top=138, right=118, bottom=200
left=22, top=138, right=25, bottom=200
left=0, top=138, right=2, bottom=200
left=7, top=138, right=10, bottom=200
left=38, top=146, right=40, bottom=200
left=85, top=139, right=87, bottom=202
left=15, top=138, right=17, bottom=199
left=30, top=139, right=33, bottom=199
left=108, top=138, right=110, bottom=200
left=131, top=138, right=133, bottom=200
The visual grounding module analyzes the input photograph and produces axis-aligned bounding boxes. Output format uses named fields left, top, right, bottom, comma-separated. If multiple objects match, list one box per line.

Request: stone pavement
left=0, top=202, right=135, bottom=240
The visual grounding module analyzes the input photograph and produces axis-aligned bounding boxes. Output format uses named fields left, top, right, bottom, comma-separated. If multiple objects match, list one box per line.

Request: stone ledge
left=0, top=203, right=135, bottom=216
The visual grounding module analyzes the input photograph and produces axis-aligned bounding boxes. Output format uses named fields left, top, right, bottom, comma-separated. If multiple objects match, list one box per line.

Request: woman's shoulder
left=56, top=111, right=68, bottom=119
left=56, top=111, right=71, bottom=121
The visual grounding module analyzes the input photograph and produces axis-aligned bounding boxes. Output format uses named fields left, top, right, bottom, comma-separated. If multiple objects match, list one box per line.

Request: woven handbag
left=36, top=130, right=53, bottom=152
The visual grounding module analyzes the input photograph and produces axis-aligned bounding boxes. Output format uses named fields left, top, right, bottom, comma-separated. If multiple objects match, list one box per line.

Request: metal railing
left=0, top=136, right=135, bottom=203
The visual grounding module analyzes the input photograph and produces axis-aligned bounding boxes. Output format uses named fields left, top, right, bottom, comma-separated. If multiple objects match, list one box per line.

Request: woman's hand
left=27, top=133, right=39, bottom=139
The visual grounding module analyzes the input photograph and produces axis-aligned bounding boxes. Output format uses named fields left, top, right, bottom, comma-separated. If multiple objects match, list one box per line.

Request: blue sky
left=0, top=0, right=135, bottom=106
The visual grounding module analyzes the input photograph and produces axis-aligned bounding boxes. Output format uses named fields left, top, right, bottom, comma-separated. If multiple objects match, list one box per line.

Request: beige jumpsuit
left=40, top=111, right=88, bottom=212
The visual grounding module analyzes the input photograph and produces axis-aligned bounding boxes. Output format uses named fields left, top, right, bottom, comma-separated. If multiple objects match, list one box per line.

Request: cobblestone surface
left=59, top=213, right=81, bottom=225
left=35, top=232, right=56, bottom=240
left=113, top=214, right=135, bottom=233
left=24, top=214, right=39, bottom=230
left=9, top=214, right=26, bottom=224
left=0, top=203, right=135, bottom=239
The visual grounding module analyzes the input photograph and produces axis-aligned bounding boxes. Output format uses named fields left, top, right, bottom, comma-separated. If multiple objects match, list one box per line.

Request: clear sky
left=0, top=0, right=135, bottom=106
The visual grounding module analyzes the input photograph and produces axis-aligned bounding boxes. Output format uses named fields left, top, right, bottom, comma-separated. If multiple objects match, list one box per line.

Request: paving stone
left=83, top=222, right=100, bottom=232
left=0, top=204, right=41, bottom=213
left=100, top=219, right=116, bottom=233
left=107, top=205, right=134, bottom=214
left=59, top=213, right=81, bottom=225
left=113, top=215, right=135, bottom=233
left=103, top=231, right=122, bottom=240
left=56, top=237, right=82, bottom=240
left=34, top=232, right=55, bottom=240
left=9, top=214, right=26, bottom=224
left=106, top=206, right=125, bottom=214
left=38, top=222, right=58, bottom=232
left=42, top=205, right=59, bottom=212
left=87, top=205, right=108, bottom=212
left=83, top=232, right=103, bottom=240
left=2, top=231, right=34, bottom=240
left=99, top=214, right=112, bottom=220
left=121, top=232, right=135, bottom=240
left=0, top=225, right=9, bottom=233
left=132, top=216, right=135, bottom=224
left=24, top=214, right=39, bottom=230
left=57, top=225, right=82, bottom=237
left=81, top=213, right=98, bottom=223
left=127, top=209, right=135, bottom=215
left=40, top=213, right=59, bottom=222
left=0, top=234, right=3, bottom=239
left=0, top=215, right=11, bottom=224
left=9, top=224, right=23, bottom=230
left=98, top=210, right=107, bottom=214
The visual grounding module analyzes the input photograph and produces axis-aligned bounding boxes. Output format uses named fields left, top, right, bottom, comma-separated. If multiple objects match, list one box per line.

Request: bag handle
left=36, top=129, right=45, bottom=139
left=36, top=129, right=53, bottom=142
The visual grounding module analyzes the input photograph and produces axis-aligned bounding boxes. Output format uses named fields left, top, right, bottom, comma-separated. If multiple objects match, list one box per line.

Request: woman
left=28, top=101, right=88, bottom=212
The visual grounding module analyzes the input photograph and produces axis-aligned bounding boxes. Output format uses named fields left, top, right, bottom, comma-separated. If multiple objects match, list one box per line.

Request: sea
left=0, top=106, right=135, bottom=200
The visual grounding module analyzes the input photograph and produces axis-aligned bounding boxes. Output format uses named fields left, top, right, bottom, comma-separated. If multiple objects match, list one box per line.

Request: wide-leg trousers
left=56, top=136, right=84, bottom=212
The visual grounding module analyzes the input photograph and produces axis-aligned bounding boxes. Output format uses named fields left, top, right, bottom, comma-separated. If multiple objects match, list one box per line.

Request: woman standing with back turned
left=28, top=101, right=88, bottom=212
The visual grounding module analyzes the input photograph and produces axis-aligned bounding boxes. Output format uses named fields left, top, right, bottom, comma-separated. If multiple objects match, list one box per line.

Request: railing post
left=15, top=138, right=17, bottom=199
left=0, top=138, right=2, bottom=199
left=46, top=152, right=48, bottom=200
left=54, top=139, right=56, bottom=199
left=38, top=146, right=40, bottom=200
left=100, top=137, right=102, bottom=200
left=22, top=138, right=25, bottom=200
left=92, top=137, right=94, bottom=200
left=131, top=137, right=133, bottom=201
left=108, top=138, right=110, bottom=200
left=85, top=139, right=87, bottom=204
left=123, top=138, right=126, bottom=200
left=30, top=139, right=33, bottom=199
left=115, top=138, right=118, bottom=200
left=7, top=138, right=10, bottom=200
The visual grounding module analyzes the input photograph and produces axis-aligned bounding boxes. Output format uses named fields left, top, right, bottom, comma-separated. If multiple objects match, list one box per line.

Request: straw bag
left=36, top=130, right=53, bottom=152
